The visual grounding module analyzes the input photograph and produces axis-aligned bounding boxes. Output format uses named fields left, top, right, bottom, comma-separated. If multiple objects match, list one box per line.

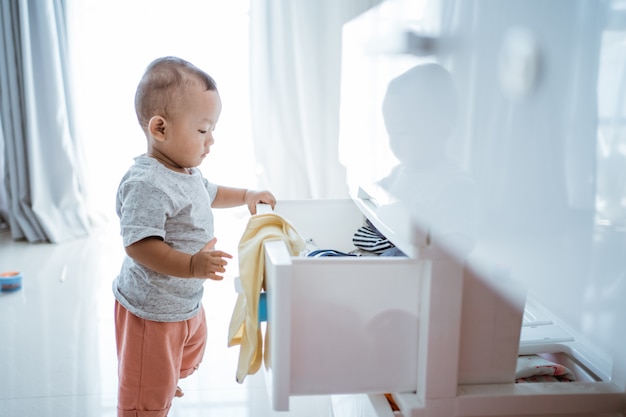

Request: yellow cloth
left=227, top=213, right=304, bottom=383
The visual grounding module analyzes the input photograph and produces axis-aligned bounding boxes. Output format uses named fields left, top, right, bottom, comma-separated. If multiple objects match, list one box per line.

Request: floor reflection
left=0, top=209, right=330, bottom=417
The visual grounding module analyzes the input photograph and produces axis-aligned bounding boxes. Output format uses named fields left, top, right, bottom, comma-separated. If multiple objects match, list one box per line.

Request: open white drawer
left=263, top=199, right=422, bottom=411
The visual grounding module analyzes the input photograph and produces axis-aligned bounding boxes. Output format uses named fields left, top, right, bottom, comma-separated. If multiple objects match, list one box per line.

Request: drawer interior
left=274, top=199, right=367, bottom=253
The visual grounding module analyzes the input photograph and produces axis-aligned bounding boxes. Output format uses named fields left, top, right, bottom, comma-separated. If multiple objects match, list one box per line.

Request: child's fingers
left=212, top=250, right=233, bottom=259
left=207, top=274, right=224, bottom=281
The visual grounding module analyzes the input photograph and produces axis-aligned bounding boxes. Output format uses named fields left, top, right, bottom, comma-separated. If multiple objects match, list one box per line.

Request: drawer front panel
left=289, top=258, right=422, bottom=395
left=264, top=236, right=423, bottom=410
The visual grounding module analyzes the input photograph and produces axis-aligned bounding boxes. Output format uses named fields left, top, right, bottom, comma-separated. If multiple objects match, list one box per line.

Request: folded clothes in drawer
left=302, top=219, right=407, bottom=258
left=274, top=199, right=411, bottom=256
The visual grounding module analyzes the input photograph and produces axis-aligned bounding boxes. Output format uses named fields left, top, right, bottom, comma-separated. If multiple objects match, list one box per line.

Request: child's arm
left=125, top=236, right=232, bottom=280
left=212, top=186, right=276, bottom=214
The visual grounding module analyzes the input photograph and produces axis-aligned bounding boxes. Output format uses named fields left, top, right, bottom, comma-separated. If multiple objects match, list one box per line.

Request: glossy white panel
left=339, top=0, right=626, bottom=392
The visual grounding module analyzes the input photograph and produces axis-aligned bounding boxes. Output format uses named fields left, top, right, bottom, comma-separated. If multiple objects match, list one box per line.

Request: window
left=67, top=0, right=256, bottom=220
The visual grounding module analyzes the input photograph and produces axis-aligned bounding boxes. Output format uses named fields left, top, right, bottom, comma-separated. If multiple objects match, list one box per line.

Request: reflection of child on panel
left=380, top=63, right=476, bottom=254
left=112, top=56, right=275, bottom=417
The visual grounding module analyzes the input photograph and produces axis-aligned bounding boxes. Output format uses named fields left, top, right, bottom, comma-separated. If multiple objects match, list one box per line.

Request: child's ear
left=148, top=116, right=167, bottom=142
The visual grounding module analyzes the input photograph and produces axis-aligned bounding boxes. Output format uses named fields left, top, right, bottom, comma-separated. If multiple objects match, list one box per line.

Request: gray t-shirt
left=112, top=154, right=218, bottom=322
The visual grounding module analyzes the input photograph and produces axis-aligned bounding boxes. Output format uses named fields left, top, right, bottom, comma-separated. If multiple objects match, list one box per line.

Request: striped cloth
left=352, top=220, right=395, bottom=254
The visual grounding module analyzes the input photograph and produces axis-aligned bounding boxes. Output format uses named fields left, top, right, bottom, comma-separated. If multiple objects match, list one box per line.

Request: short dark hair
left=134, top=56, right=217, bottom=132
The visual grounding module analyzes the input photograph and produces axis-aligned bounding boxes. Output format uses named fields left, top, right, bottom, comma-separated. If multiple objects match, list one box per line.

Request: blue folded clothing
left=307, top=249, right=359, bottom=257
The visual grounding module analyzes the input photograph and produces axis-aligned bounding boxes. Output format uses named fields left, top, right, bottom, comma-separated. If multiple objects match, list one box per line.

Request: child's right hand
left=189, top=238, right=233, bottom=280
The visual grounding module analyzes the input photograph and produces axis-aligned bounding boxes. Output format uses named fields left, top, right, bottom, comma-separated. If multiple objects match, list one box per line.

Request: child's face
left=153, top=84, right=222, bottom=170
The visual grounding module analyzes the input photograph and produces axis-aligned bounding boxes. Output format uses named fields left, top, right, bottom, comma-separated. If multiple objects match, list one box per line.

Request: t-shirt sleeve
left=203, top=178, right=218, bottom=203
left=117, top=180, right=172, bottom=247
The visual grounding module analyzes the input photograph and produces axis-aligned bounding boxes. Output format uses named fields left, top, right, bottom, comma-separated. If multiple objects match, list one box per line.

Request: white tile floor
left=0, top=208, right=332, bottom=417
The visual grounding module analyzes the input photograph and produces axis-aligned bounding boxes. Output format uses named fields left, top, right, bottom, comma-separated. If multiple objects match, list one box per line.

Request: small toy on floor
left=0, top=271, right=22, bottom=291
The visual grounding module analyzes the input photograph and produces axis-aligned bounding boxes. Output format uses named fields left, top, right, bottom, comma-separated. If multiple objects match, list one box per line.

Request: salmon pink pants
left=115, top=301, right=207, bottom=417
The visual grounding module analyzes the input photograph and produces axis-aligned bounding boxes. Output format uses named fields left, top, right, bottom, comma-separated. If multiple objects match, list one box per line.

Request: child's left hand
left=245, top=190, right=276, bottom=214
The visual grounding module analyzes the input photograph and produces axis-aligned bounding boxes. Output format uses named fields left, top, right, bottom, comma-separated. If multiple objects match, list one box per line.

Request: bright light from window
left=67, top=0, right=256, bottom=221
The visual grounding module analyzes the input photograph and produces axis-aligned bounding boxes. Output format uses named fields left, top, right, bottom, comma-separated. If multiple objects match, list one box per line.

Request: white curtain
left=249, top=0, right=382, bottom=199
left=0, top=0, right=89, bottom=242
